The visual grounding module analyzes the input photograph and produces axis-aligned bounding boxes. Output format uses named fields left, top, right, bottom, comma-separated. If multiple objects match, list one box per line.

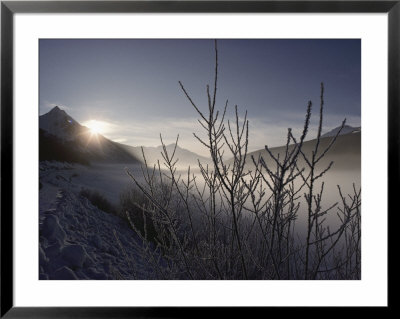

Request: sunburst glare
left=83, top=119, right=107, bottom=135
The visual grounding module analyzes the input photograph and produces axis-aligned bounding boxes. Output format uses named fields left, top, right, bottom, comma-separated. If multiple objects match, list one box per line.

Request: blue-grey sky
left=39, top=39, right=361, bottom=156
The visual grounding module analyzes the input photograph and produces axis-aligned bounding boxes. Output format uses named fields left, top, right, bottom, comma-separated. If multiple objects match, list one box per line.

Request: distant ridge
left=118, top=142, right=211, bottom=166
left=241, top=131, right=361, bottom=171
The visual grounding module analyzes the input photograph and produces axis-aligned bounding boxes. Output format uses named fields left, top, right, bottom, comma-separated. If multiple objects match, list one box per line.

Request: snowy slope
left=39, top=162, right=156, bottom=280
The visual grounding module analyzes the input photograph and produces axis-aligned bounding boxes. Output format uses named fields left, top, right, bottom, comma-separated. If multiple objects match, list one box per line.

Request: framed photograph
left=1, top=0, right=395, bottom=316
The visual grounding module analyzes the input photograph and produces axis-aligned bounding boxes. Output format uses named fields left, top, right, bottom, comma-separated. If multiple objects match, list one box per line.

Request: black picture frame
left=1, top=1, right=395, bottom=317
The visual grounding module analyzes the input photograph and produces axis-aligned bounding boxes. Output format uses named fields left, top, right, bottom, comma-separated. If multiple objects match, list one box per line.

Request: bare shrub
left=124, top=40, right=361, bottom=280
left=119, top=186, right=158, bottom=244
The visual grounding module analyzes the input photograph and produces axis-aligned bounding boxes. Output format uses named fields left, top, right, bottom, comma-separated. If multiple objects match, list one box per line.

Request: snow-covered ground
left=39, top=161, right=155, bottom=280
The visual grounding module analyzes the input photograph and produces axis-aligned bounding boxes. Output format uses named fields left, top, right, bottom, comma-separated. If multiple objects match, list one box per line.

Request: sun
left=84, top=120, right=105, bottom=135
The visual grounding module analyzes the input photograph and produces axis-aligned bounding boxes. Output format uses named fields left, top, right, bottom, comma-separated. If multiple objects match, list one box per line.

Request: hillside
left=245, top=130, right=361, bottom=172
left=39, top=165, right=152, bottom=279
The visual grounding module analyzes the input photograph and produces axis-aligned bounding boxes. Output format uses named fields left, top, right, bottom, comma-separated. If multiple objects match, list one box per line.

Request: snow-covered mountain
left=39, top=106, right=80, bottom=141
left=321, top=125, right=361, bottom=138
left=39, top=106, right=140, bottom=164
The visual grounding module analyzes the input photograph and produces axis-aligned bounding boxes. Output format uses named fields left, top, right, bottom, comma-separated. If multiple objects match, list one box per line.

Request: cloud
left=86, top=109, right=361, bottom=158
left=103, top=116, right=207, bottom=152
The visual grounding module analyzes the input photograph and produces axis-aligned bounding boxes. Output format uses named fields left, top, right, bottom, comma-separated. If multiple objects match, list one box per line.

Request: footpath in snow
left=39, top=161, right=153, bottom=280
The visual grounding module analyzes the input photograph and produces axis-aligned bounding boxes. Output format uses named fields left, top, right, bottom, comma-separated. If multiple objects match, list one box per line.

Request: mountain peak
left=40, top=106, right=79, bottom=140
left=48, top=105, right=66, bottom=114
left=322, top=125, right=361, bottom=138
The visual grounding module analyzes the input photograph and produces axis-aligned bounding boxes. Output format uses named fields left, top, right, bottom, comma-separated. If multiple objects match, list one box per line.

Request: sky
left=39, top=39, right=361, bottom=156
